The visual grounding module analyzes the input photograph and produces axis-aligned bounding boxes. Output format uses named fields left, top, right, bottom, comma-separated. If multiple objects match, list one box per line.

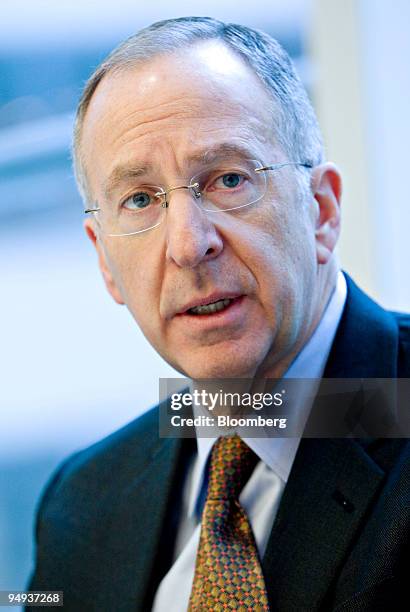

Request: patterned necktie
left=188, top=434, right=270, bottom=611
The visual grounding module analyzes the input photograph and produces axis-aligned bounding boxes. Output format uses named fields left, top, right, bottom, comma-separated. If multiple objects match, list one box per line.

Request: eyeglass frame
left=84, top=161, right=313, bottom=236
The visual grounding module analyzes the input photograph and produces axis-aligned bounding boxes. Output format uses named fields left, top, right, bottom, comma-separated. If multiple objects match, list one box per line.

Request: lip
left=177, top=296, right=246, bottom=330
left=175, top=292, right=244, bottom=315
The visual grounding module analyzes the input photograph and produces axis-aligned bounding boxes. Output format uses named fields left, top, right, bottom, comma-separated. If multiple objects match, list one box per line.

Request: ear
left=311, top=163, right=342, bottom=265
left=84, top=218, right=125, bottom=305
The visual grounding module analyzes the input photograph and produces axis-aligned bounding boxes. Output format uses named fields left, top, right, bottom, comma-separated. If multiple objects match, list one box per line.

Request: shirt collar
left=188, top=271, right=347, bottom=518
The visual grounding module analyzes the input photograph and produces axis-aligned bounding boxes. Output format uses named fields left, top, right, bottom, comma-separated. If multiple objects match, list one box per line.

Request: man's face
left=82, top=41, right=331, bottom=379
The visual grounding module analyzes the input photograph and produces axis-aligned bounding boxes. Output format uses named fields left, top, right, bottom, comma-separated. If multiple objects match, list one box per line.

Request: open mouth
left=188, top=297, right=238, bottom=315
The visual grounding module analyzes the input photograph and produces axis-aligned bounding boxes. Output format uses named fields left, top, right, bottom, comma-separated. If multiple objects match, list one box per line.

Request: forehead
left=81, top=41, right=278, bottom=191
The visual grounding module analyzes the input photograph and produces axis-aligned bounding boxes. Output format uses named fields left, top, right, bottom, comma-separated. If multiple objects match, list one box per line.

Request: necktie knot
left=207, top=434, right=259, bottom=501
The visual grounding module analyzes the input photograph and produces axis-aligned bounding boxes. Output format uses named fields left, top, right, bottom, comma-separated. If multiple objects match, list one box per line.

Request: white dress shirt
left=152, top=272, right=347, bottom=612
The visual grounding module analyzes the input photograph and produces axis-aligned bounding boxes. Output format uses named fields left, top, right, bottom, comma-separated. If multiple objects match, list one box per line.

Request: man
left=27, top=17, right=409, bottom=611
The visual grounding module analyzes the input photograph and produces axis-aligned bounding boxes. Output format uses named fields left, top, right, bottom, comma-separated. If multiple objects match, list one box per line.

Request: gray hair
left=72, top=16, right=324, bottom=204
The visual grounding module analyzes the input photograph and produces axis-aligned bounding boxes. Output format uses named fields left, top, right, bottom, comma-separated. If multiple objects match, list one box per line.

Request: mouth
left=188, top=297, right=236, bottom=315
left=172, top=294, right=247, bottom=332
left=176, top=295, right=244, bottom=319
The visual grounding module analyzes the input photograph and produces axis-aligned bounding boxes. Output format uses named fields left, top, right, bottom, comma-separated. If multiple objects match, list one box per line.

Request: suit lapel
left=262, top=273, right=399, bottom=611
left=262, top=438, right=385, bottom=611
left=77, top=434, right=187, bottom=611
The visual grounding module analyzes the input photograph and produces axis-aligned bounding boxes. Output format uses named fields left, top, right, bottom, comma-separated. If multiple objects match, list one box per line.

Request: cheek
left=124, top=277, right=168, bottom=352
left=265, top=198, right=316, bottom=276
left=236, top=202, right=305, bottom=276
left=234, top=204, right=315, bottom=322
left=104, top=243, right=164, bottom=332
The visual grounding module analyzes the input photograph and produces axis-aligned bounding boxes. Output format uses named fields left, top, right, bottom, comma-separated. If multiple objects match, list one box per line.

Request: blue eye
left=223, top=173, right=241, bottom=188
left=123, top=192, right=151, bottom=211
left=214, top=173, right=244, bottom=190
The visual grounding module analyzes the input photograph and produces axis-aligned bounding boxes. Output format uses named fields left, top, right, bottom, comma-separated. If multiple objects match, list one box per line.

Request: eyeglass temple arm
left=255, top=162, right=313, bottom=173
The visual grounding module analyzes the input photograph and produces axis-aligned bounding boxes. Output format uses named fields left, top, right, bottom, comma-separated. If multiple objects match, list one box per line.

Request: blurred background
left=1, top=0, right=409, bottom=598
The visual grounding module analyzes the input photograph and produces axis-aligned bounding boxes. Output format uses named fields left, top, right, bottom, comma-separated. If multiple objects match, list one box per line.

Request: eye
left=122, top=191, right=152, bottom=211
left=213, top=172, right=245, bottom=190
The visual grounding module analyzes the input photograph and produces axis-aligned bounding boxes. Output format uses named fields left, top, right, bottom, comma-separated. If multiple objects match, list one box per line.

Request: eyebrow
left=103, top=166, right=148, bottom=201
left=102, top=142, right=259, bottom=200
left=189, top=142, right=259, bottom=164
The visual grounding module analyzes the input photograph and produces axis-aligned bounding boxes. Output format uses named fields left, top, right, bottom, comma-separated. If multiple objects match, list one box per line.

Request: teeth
left=189, top=298, right=232, bottom=315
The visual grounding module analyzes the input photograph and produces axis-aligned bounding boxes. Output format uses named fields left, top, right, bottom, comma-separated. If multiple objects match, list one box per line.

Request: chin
left=179, top=353, right=260, bottom=380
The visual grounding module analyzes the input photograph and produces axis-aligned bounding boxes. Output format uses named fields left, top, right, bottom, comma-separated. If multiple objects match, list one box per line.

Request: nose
left=164, top=186, right=223, bottom=268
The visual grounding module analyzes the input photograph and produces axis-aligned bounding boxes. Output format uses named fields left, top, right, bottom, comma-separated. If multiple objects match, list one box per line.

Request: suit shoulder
left=70, top=404, right=159, bottom=475
left=38, top=405, right=161, bottom=520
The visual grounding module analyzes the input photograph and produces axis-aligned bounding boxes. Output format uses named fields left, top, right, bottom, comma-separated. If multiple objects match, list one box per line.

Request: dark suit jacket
left=27, top=275, right=410, bottom=611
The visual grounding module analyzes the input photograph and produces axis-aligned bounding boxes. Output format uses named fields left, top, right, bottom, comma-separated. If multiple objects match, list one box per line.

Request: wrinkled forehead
left=80, top=41, right=280, bottom=191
